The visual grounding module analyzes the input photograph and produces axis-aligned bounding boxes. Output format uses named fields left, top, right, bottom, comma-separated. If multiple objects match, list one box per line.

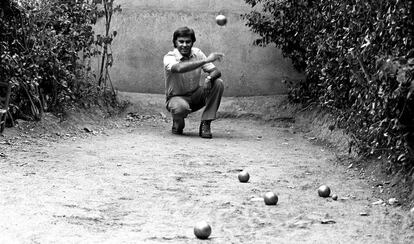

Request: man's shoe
left=172, top=118, right=185, bottom=135
left=199, top=120, right=212, bottom=139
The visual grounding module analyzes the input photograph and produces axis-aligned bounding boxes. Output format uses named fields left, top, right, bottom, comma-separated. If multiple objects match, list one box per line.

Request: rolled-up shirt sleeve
left=164, top=54, right=179, bottom=71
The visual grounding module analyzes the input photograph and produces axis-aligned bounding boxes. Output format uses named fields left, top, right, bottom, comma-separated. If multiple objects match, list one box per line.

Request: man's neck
left=181, top=54, right=191, bottom=60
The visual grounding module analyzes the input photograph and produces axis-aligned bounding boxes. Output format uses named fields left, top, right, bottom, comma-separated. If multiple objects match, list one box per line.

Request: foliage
left=0, top=0, right=121, bottom=121
left=243, top=0, right=414, bottom=172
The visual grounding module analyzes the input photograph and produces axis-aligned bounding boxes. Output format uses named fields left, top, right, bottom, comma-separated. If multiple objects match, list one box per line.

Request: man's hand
left=203, top=76, right=212, bottom=92
left=205, top=52, right=224, bottom=63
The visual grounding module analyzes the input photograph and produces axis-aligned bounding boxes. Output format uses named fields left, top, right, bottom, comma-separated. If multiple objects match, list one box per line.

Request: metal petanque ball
left=318, top=185, right=331, bottom=198
left=215, top=14, right=227, bottom=26
left=264, top=192, right=278, bottom=205
left=194, top=221, right=212, bottom=240
left=238, top=170, right=250, bottom=183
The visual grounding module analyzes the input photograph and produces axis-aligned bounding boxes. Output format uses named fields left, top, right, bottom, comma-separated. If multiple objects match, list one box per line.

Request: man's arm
left=171, top=52, right=224, bottom=73
left=203, top=67, right=222, bottom=90
left=206, top=68, right=221, bottom=81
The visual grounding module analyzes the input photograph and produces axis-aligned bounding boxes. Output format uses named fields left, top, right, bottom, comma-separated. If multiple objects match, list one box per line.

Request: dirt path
left=0, top=114, right=413, bottom=243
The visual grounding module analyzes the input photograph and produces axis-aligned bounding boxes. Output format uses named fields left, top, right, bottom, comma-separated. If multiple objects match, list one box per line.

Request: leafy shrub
left=0, top=0, right=121, bottom=121
left=243, top=0, right=414, bottom=172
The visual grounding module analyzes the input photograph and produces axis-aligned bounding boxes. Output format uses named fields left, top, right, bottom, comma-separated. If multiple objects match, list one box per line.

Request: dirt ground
left=1, top=93, right=414, bottom=243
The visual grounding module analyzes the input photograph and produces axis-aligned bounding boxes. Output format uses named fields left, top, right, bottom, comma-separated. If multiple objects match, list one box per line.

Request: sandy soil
left=0, top=103, right=413, bottom=243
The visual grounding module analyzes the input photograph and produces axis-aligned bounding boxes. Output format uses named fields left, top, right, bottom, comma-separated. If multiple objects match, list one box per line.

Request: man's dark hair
left=172, top=27, right=196, bottom=48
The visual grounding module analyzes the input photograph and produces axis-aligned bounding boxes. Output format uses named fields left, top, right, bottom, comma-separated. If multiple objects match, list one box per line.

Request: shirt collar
left=173, top=48, right=195, bottom=61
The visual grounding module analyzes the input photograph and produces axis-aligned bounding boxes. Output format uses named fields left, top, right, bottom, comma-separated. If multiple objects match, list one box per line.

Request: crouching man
left=163, top=26, right=224, bottom=138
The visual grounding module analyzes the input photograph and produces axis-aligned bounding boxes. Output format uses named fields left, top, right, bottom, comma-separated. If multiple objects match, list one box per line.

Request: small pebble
left=388, top=198, right=398, bottom=205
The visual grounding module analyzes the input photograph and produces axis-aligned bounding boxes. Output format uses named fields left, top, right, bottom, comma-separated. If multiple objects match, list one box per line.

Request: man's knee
left=167, top=98, right=191, bottom=117
left=213, top=78, right=224, bottom=92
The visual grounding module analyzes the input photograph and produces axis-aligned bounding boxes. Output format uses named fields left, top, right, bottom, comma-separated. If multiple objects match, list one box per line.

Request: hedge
left=0, top=0, right=120, bottom=121
left=243, top=0, right=414, bottom=173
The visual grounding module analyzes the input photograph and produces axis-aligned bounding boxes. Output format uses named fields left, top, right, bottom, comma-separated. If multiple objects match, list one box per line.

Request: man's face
left=175, top=36, right=193, bottom=57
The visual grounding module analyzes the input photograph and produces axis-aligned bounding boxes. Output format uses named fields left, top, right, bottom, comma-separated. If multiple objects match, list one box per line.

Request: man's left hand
left=203, top=77, right=212, bottom=92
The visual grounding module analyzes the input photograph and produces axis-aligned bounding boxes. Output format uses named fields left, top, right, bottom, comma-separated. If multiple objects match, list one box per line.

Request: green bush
left=243, top=0, right=414, bottom=172
left=0, top=0, right=121, bottom=121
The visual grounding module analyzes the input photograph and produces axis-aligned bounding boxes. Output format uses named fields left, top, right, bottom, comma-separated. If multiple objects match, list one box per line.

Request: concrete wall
left=94, top=0, right=304, bottom=96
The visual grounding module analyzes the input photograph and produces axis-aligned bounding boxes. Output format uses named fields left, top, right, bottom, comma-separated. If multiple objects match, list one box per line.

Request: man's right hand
left=206, top=52, right=224, bottom=63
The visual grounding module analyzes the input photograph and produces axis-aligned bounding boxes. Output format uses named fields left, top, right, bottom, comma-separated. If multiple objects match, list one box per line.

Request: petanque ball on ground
left=332, top=194, right=338, bottom=201
left=215, top=14, right=227, bottom=26
left=238, top=170, right=250, bottom=183
left=264, top=192, right=278, bottom=205
left=318, top=185, right=331, bottom=198
left=194, top=221, right=212, bottom=240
